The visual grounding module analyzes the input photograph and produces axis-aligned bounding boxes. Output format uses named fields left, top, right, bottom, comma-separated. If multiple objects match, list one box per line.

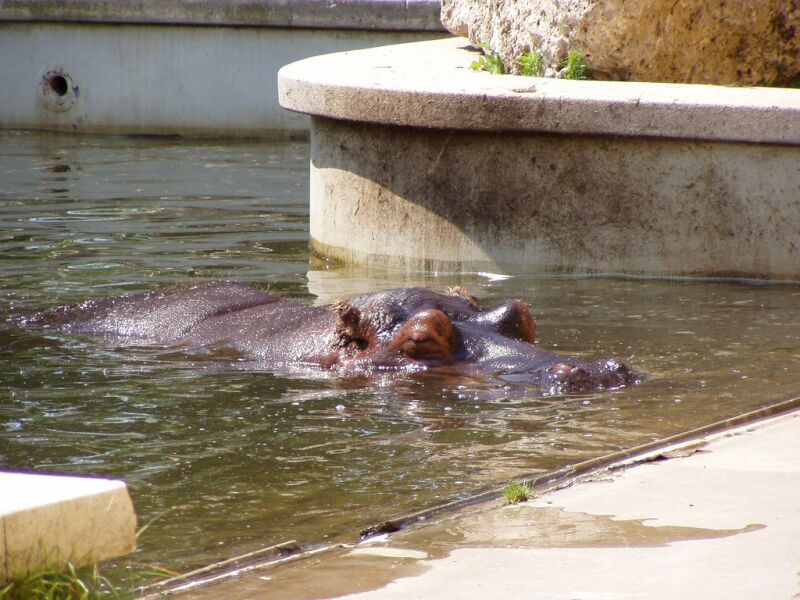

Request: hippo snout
left=545, top=358, right=637, bottom=394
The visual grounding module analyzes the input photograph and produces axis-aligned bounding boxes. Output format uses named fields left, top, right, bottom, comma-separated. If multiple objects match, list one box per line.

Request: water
left=1, top=131, right=799, bottom=580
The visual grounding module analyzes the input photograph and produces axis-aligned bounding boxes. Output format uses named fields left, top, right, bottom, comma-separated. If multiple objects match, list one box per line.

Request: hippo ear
left=478, top=300, right=537, bottom=344
left=333, top=302, right=366, bottom=348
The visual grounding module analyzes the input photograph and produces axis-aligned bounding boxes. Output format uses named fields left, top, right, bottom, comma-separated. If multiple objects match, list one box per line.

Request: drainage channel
left=139, top=394, right=800, bottom=597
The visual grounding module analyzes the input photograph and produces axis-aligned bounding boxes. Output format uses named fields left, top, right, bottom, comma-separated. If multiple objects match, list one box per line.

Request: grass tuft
left=0, top=564, right=125, bottom=600
left=502, top=481, right=533, bottom=504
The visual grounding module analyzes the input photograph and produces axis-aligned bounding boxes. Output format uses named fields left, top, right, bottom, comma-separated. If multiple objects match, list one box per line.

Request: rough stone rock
left=442, top=0, right=800, bottom=85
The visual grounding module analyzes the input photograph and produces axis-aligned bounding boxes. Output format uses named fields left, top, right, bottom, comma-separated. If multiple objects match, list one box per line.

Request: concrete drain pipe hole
left=48, top=74, right=69, bottom=97
left=40, top=68, right=79, bottom=113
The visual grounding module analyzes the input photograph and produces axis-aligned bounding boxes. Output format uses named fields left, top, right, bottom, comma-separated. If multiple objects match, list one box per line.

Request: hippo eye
left=476, top=300, right=536, bottom=344
left=389, top=309, right=458, bottom=361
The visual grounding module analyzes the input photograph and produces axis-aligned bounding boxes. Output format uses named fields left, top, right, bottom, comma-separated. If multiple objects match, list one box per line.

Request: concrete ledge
left=279, top=38, right=800, bottom=279
left=0, top=0, right=445, bottom=31
left=279, top=37, right=800, bottom=144
left=0, top=472, right=137, bottom=580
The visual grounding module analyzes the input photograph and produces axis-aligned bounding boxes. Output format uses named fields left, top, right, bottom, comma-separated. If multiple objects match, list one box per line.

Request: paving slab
left=0, top=472, right=137, bottom=580
left=175, top=409, right=800, bottom=599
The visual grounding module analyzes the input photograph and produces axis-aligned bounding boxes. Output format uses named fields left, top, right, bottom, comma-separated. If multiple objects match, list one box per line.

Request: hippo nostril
left=565, top=367, right=594, bottom=392
left=598, top=357, right=636, bottom=386
left=601, top=358, right=623, bottom=372
left=547, top=363, right=576, bottom=376
left=545, top=363, right=594, bottom=392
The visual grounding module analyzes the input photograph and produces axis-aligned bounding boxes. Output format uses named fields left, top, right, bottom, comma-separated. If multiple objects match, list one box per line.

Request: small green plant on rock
left=502, top=481, right=533, bottom=504
left=769, top=63, right=800, bottom=88
left=563, top=50, right=589, bottom=80
left=471, top=43, right=505, bottom=75
left=519, top=50, right=544, bottom=77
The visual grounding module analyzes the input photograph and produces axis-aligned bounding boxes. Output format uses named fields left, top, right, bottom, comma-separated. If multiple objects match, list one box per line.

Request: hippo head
left=330, top=287, right=637, bottom=394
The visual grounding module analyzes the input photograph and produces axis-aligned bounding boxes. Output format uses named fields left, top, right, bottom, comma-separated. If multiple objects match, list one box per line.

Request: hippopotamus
left=22, top=281, right=638, bottom=394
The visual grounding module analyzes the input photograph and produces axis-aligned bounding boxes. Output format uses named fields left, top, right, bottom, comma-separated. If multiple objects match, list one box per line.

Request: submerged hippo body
left=24, top=282, right=638, bottom=394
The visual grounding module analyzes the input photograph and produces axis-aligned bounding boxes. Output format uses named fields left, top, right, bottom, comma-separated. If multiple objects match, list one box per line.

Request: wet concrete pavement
left=172, top=409, right=800, bottom=599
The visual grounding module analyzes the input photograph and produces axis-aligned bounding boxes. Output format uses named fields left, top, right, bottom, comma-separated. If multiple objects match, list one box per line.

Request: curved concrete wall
left=280, top=38, right=800, bottom=280
left=309, top=118, right=800, bottom=279
left=0, top=0, right=446, bottom=134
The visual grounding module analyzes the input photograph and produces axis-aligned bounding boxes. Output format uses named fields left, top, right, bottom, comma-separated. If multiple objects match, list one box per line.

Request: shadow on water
left=1, top=131, right=800, bottom=578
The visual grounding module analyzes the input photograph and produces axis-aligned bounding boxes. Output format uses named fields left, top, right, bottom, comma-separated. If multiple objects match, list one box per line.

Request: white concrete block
left=0, top=472, right=137, bottom=580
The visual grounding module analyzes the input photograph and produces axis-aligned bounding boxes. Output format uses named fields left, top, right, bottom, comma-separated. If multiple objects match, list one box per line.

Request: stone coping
left=1, top=471, right=137, bottom=579
left=0, top=0, right=445, bottom=31
left=279, top=37, right=800, bottom=145
left=0, top=472, right=128, bottom=515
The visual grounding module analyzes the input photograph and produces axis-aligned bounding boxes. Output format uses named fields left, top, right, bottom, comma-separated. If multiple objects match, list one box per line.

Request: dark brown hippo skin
left=23, top=281, right=638, bottom=394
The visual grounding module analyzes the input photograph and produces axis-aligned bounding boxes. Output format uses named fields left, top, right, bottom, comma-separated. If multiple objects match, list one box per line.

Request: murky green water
left=2, top=131, right=800, bottom=581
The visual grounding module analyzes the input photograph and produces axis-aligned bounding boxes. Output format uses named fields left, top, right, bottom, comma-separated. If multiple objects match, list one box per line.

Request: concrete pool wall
left=0, top=0, right=447, bottom=135
left=279, top=37, right=800, bottom=280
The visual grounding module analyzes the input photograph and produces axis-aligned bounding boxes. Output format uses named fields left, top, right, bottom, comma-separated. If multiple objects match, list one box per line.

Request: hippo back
left=22, top=281, right=279, bottom=345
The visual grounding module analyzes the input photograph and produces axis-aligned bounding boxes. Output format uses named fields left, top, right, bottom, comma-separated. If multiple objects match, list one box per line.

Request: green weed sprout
left=563, top=50, right=589, bottom=80
left=770, top=63, right=800, bottom=88
left=471, top=43, right=505, bottom=75
left=502, top=481, right=533, bottom=504
left=519, top=50, right=544, bottom=77
left=0, top=563, right=124, bottom=600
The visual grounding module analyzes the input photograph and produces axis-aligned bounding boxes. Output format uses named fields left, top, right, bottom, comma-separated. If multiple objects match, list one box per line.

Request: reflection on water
left=1, top=131, right=799, bottom=577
